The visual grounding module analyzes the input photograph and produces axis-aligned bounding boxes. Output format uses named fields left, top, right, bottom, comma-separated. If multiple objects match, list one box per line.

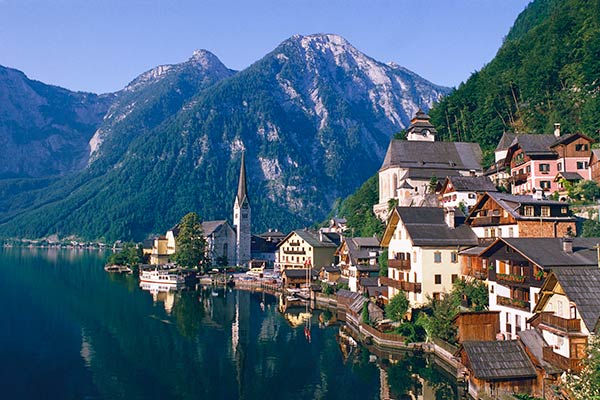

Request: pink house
left=505, top=128, right=593, bottom=195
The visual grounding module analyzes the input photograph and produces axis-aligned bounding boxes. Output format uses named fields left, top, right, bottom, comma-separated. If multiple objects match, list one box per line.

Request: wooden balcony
left=470, top=215, right=500, bottom=227
left=496, top=273, right=526, bottom=284
left=540, top=312, right=581, bottom=333
left=510, top=172, right=529, bottom=185
left=380, top=276, right=422, bottom=293
left=285, top=249, right=306, bottom=255
left=543, top=346, right=583, bottom=372
left=496, top=295, right=530, bottom=311
left=388, top=259, right=411, bottom=270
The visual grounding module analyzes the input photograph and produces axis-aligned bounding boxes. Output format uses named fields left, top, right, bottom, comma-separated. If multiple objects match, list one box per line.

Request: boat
left=139, top=268, right=185, bottom=285
left=104, top=264, right=132, bottom=274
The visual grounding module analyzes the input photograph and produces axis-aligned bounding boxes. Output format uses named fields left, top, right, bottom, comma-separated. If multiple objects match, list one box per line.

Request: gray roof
left=485, top=238, right=600, bottom=268
left=509, top=134, right=557, bottom=156
left=344, top=237, right=381, bottom=264
left=395, top=207, right=478, bottom=247
left=284, top=229, right=339, bottom=248
left=462, top=340, right=537, bottom=380
left=402, top=168, right=462, bottom=180
left=381, top=140, right=483, bottom=172
left=517, top=329, right=561, bottom=374
left=459, top=246, right=488, bottom=256
left=591, top=149, right=600, bottom=161
left=356, top=264, right=380, bottom=273
left=406, top=109, right=438, bottom=136
left=202, top=220, right=230, bottom=237
left=283, top=268, right=313, bottom=278
left=235, top=152, right=249, bottom=207
left=552, top=267, right=600, bottom=333
left=551, top=132, right=593, bottom=147
left=555, top=171, right=584, bottom=181
left=495, top=132, right=519, bottom=152
left=359, top=277, right=380, bottom=287
left=444, top=176, right=497, bottom=192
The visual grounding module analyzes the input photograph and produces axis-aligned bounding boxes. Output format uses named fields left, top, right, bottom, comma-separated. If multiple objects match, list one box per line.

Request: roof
left=406, top=109, right=438, bottom=136
left=322, top=265, right=340, bottom=273
left=367, top=286, right=387, bottom=298
left=554, top=171, right=584, bottom=182
left=591, top=149, right=600, bottom=163
left=356, top=264, right=380, bottom=273
left=458, top=246, right=488, bottom=256
left=258, top=230, right=286, bottom=240
left=550, top=132, right=594, bottom=148
left=202, top=220, right=229, bottom=237
left=282, top=269, right=312, bottom=278
left=517, top=330, right=561, bottom=374
left=279, top=229, right=339, bottom=249
left=343, top=237, right=381, bottom=264
left=389, top=207, right=478, bottom=247
left=467, top=192, right=573, bottom=222
left=251, top=235, right=278, bottom=253
left=442, top=176, right=497, bottom=192
left=401, top=168, right=462, bottom=180
left=552, top=267, right=600, bottom=333
left=462, top=340, right=537, bottom=380
left=509, top=134, right=557, bottom=156
left=481, top=237, right=600, bottom=268
left=359, top=277, right=380, bottom=287
left=495, top=132, right=519, bottom=152
left=380, top=140, right=483, bottom=172
left=235, top=152, right=249, bottom=207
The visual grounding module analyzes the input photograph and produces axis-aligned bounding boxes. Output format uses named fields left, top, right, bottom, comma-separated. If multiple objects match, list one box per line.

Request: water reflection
left=0, top=248, right=458, bottom=400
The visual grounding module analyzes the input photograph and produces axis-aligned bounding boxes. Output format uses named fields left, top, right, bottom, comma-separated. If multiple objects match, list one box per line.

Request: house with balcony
left=479, top=237, right=599, bottom=340
left=465, top=191, right=576, bottom=239
left=505, top=128, right=593, bottom=195
left=380, top=207, right=479, bottom=307
left=275, top=230, right=339, bottom=272
left=529, top=266, right=600, bottom=373
left=439, top=175, right=497, bottom=211
left=372, top=110, right=483, bottom=220
left=335, top=236, right=380, bottom=292
left=484, top=132, right=519, bottom=188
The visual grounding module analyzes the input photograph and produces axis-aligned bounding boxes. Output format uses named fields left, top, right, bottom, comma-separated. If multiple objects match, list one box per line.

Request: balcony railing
left=285, top=249, right=306, bottom=255
left=497, top=273, right=526, bottom=284
left=543, top=346, right=583, bottom=372
left=470, top=215, right=500, bottom=227
left=388, top=259, right=411, bottom=270
left=497, top=295, right=530, bottom=311
left=540, top=312, right=581, bottom=332
left=380, top=276, right=422, bottom=293
left=510, top=172, right=529, bottom=185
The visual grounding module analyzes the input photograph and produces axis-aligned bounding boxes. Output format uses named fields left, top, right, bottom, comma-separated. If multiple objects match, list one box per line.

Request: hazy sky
left=0, top=0, right=531, bottom=94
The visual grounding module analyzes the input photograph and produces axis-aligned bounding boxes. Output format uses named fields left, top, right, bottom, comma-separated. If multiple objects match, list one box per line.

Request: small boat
left=104, top=264, right=132, bottom=274
left=139, top=269, right=185, bottom=285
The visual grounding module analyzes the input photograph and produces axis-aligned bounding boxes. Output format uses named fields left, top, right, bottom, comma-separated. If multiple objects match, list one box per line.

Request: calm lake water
left=0, top=248, right=459, bottom=399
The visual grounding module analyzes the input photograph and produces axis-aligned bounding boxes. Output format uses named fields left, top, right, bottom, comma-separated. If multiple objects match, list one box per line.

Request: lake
left=0, top=248, right=459, bottom=399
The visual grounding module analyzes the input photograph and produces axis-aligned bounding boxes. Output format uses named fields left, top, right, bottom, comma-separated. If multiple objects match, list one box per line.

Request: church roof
left=235, top=152, right=249, bottom=207
left=380, top=140, right=483, bottom=172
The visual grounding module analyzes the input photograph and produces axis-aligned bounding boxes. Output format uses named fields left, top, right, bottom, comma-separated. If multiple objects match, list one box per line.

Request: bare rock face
left=0, top=66, right=113, bottom=178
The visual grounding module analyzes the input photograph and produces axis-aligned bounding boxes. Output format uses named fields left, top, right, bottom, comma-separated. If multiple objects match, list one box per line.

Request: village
left=141, top=110, right=600, bottom=399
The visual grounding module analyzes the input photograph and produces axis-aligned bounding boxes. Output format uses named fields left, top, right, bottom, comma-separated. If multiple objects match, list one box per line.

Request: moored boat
left=139, top=268, right=185, bottom=285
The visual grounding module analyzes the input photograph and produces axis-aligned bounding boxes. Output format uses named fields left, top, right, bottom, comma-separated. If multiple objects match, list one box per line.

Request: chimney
left=319, top=230, right=324, bottom=242
left=444, top=207, right=456, bottom=229
left=562, top=237, right=573, bottom=253
left=532, top=188, right=543, bottom=200
left=554, top=123, right=561, bottom=138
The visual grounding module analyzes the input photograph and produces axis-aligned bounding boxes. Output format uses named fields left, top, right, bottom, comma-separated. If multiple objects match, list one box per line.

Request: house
left=479, top=237, right=599, bottom=339
left=505, top=128, right=593, bottom=195
left=465, top=191, right=576, bottom=239
left=380, top=207, right=479, bottom=307
left=458, top=340, right=538, bottom=398
left=589, top=149, right=600, bottom=185
left=373, top=110, right=483, bottom=220
left=149, top=236, right=169, bottom=265
left=439, top=175, right=497, bottom=211
left=281, top=268, right=317, bottom=289
left=335, top=236, right=380, bottom=292
left=275, top=230, right=340, bottom=272
left=485, top=132, right=519, bottom=188
left=453, top=311, right=501, bottom=343
left=529, top=266, right=600, bottom=373
left=320, top=217, right=347, bottom=235
left=320, top=265, right=341, bottom=284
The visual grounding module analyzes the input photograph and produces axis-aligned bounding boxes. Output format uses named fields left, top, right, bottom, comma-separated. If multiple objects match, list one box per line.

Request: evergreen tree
left=385, top=292, right=409, bottom=322
left=173, top=212, right=208, bottom=270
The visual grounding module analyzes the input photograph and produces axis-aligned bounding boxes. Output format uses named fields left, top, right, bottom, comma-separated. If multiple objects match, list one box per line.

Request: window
left=434, top=274, right=442, bottom=284
left=451, top=252, right=458, bottom=263
left=575, top=143, right=589, bottom=151
left=577, top=161, right=589, bottom=169
left=508, top=227, right=514, bottom=237
left=506, top=313, right=512, bottom=335
left=539, top=163, right=550, bottom=173
left=451, top=274, right=459, bottom=283
left=524, top=206, right=534, bottom=216
left=434, top=252, right=441, bottom=263
left=541, top=206, right=550, bottom=217
left=540, top=180, right=551, bottom=189
left=557, top=162, right=563, bottom=171
left=570, top=305, right=577, bottom=319
left=561, top=206, right=568, bottom=215
left=516, top=315, right=522, bottom=332
left=490, top=284, right=494, bottom=294
left=526, top=165, right=531, bottom=173
left=468, top=193, right=476, bottom=199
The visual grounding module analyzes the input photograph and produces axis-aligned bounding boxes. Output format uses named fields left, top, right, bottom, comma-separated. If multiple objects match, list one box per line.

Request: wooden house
left=453, top=311, right=500, bottom=343
left=335, top=236, right=380, bottom=292
left=529, top=266, right=600, bottom=373
left=458, top=340, right=538, bottom=398
left=465, top=191, right=576, bottom=239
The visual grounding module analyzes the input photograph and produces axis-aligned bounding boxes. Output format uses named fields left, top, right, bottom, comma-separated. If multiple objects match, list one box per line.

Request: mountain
left=0, top=65, right=113, bottom=178
left=429, top=0, right=600, bottom=164
left=0, top=34, right=449, bottom=241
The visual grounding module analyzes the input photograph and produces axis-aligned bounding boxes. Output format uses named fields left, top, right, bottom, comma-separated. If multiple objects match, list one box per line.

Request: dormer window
left=524, top=206, right=534, bottom=217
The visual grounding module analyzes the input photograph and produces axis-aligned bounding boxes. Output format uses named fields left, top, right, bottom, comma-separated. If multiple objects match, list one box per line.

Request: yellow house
left=149, top=236, right=171, bottom=265
left=276, top=230, right=340, bottom=272
left=381, top=207, right=478, bottom=307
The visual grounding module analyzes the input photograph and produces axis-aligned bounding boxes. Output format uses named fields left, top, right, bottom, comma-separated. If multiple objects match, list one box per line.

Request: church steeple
left=233, top=152, right=251, bottom=267
left=235, top=152, right=249, bottom=207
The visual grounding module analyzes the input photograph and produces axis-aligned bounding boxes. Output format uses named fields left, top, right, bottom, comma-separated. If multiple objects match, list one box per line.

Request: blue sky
left=0, top=0, right=531, bottom=94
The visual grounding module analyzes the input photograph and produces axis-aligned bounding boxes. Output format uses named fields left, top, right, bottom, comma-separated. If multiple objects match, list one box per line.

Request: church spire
left=236, top=152, right=249, bottom=207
